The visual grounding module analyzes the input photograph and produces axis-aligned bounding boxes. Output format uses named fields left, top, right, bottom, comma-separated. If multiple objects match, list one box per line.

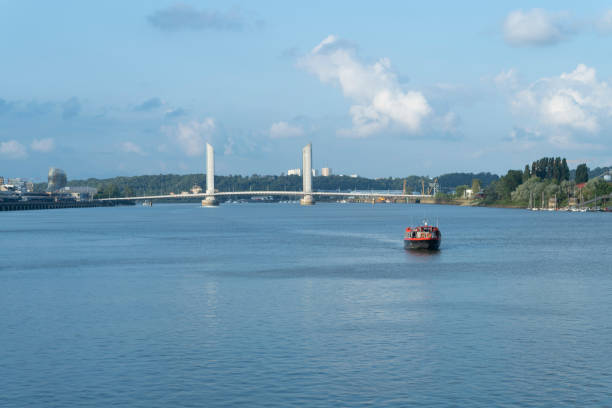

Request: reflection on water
left=1, top=203, right=612, bottom=407
left=204, top=281, right=218, bottom=320
left=405, top=248, right=442, bottom=258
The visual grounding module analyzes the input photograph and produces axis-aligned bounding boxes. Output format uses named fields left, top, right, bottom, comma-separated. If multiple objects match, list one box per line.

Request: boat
left=404, top=220, right=441, bottom=250
left=248, top=195, right=279, bottom=203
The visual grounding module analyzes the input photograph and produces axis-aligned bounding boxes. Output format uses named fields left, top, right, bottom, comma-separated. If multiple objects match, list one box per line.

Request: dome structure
left=47, top=167, right=67, bottom=192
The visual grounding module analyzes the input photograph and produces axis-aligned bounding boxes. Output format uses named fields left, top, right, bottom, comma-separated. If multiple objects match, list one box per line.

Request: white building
left=287, top=168, right=316, bottom=176
left=321, top=167, right=332, bottom=177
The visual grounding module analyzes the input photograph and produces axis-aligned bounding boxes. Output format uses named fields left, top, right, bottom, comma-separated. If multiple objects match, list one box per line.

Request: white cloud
left=498, top=64, right=612, bottom=151
left=0, top=140, right=27, bottom=159
left=503, top=9, right=575, bottom=46
left=164, top=118, right=216, bottom=156
left=299, top=35, right=431, bottom=137
left=120, top=141, right=145, bottom=155
left=162, top=118, right=261, bottom=158
left=559, top=64, right=596, bottom=83
left=30, top=138, right=54, bottom=152
left=509, top=64, right=612, bottom=133
left=269, top=121, right=304, bottom=138
left=494, top=69, right=519, bottom=89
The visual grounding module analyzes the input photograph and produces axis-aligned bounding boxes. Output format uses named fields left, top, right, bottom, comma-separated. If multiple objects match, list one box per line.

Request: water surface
left=1, top=203, right=611, bottom=407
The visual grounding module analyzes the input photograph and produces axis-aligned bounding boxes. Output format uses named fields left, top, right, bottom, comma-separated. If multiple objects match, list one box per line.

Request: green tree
left=561, top=158, right=570, bottom=181
left=495, top=170, right=523, bottom=200
left=522, top=165, right=531, bottom=183
left=583, top=179, right=612, bottom=200
left=455, top=185, right=469, bottom=198
left=471, top=179, right=481, bottom=194
left=107, top=183, right=120, bottom=198
left=552, top=157, right=561, bottom=182
left=481, top=180, right=500, bottom=204
left=575, top=164, right=589, bottom=183
left=511, top=177, right=547, bottom=206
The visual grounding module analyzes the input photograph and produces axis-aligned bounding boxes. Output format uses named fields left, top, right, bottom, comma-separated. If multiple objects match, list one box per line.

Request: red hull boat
left=404, top=221, right=441, bottom=250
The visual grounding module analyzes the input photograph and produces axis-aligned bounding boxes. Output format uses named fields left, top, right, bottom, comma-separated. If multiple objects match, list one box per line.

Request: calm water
left=1, top=203, right=611, bottom=407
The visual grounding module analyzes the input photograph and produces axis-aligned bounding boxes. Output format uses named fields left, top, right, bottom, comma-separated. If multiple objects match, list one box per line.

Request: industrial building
left=47, top=168, right=67, bottom=191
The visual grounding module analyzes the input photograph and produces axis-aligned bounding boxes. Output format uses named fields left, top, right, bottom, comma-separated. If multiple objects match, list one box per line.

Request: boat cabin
left=405, top=226, right=440, bottom=240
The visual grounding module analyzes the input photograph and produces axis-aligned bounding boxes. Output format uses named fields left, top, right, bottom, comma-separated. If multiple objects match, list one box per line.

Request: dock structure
left=0, top=200, right=132, bottom=212
left=300, top=143, right=315, bottom=206
left=201, top=143, right=219, bottom=207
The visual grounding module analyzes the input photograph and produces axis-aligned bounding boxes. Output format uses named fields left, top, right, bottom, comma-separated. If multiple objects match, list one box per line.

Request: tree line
left=32, top=161, right=609, bottom=206
left=34, top=172, right=499, bottom=198
left=525, top=157, right=570, bottom=183
left=479, top=157, right=610, bottom=207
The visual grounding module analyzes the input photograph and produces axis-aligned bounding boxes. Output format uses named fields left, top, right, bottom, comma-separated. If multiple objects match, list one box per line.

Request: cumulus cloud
left=503, top=9, right=576, bottom=46
left=148, top=4, right=244, bottom=32
left=0, top=140, right=27, bottom=159
left=509, top=64, right=612, bottom=132
left=505, top=127, right=543, bottom=142
left=494, top=69, right=520, bottom=90
left=134, top=97, right=163, bottom=112
left=31, top=138, right=55, bottom=152
left=497, top=64, right=612, bottom=150
left=269, top=121, right=304, bottom=138
left=164, top=118, right=216, bottom=156
left=299, top=35, right=432, bottom=137
left=120, top=141, right=145, bottom=155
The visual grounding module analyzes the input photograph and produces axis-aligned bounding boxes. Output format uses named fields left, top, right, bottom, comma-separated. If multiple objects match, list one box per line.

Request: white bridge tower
left=300, top=143, right=315, bottom=206
left=202, top=143, right=219, bottom=206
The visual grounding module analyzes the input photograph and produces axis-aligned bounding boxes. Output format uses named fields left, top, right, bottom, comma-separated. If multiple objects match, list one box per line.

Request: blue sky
left=2, top=1, right=612, bottom=181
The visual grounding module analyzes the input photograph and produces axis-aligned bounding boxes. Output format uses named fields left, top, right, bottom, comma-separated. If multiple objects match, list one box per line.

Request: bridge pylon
left=300, top=143, right=315, bottom=206
left=202, top=143, right=219, bottom=207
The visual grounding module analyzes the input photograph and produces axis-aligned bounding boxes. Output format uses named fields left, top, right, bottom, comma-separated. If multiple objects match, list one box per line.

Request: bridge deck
left=99, top=191, right=433, bottom=201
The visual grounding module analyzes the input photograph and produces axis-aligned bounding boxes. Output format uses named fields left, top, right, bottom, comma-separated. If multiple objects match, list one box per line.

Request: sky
left=2, top=1, right=612, bottom=181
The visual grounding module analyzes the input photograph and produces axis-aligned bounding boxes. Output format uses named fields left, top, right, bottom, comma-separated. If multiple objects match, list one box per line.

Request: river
left=1, top=203, right=611, bottom=406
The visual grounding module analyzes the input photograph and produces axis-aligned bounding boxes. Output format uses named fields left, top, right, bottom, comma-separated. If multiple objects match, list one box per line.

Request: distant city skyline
left=2, top=1, right=612, bottom=181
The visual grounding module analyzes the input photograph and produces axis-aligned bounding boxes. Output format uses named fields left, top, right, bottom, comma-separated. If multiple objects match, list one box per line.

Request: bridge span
left=100, top=190, right=432, bottom=202
left=99, top=142, right=433, bottom=205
